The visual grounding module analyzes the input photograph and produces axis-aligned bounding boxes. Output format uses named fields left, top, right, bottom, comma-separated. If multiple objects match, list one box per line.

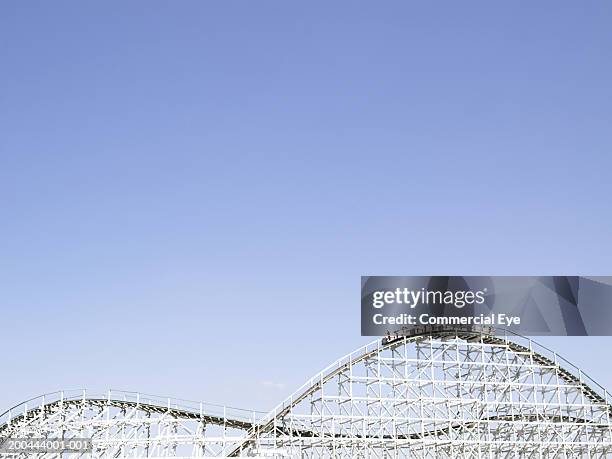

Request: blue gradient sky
left=1, top=2, right=612, bottom=413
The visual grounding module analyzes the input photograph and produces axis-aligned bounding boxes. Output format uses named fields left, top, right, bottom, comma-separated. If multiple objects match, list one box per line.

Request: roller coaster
left=2, top=326, right=611, bottom=457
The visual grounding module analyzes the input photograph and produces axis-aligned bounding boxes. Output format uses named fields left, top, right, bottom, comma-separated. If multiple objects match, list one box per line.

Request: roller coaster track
left=1, top=327, right=610, bottom=457
left=226, top=327, right=612, bottom=456
left=0, top=396, right=254, bottom=436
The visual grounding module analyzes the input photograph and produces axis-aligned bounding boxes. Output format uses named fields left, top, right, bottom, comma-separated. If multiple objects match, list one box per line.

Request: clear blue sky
left=1, top=2, right=611, bottom=413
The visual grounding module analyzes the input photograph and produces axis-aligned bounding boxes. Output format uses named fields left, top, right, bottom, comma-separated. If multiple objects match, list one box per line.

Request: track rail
left=0, top=390, right=259, bottom=439
left=0, top=399, right=253, bottom=436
